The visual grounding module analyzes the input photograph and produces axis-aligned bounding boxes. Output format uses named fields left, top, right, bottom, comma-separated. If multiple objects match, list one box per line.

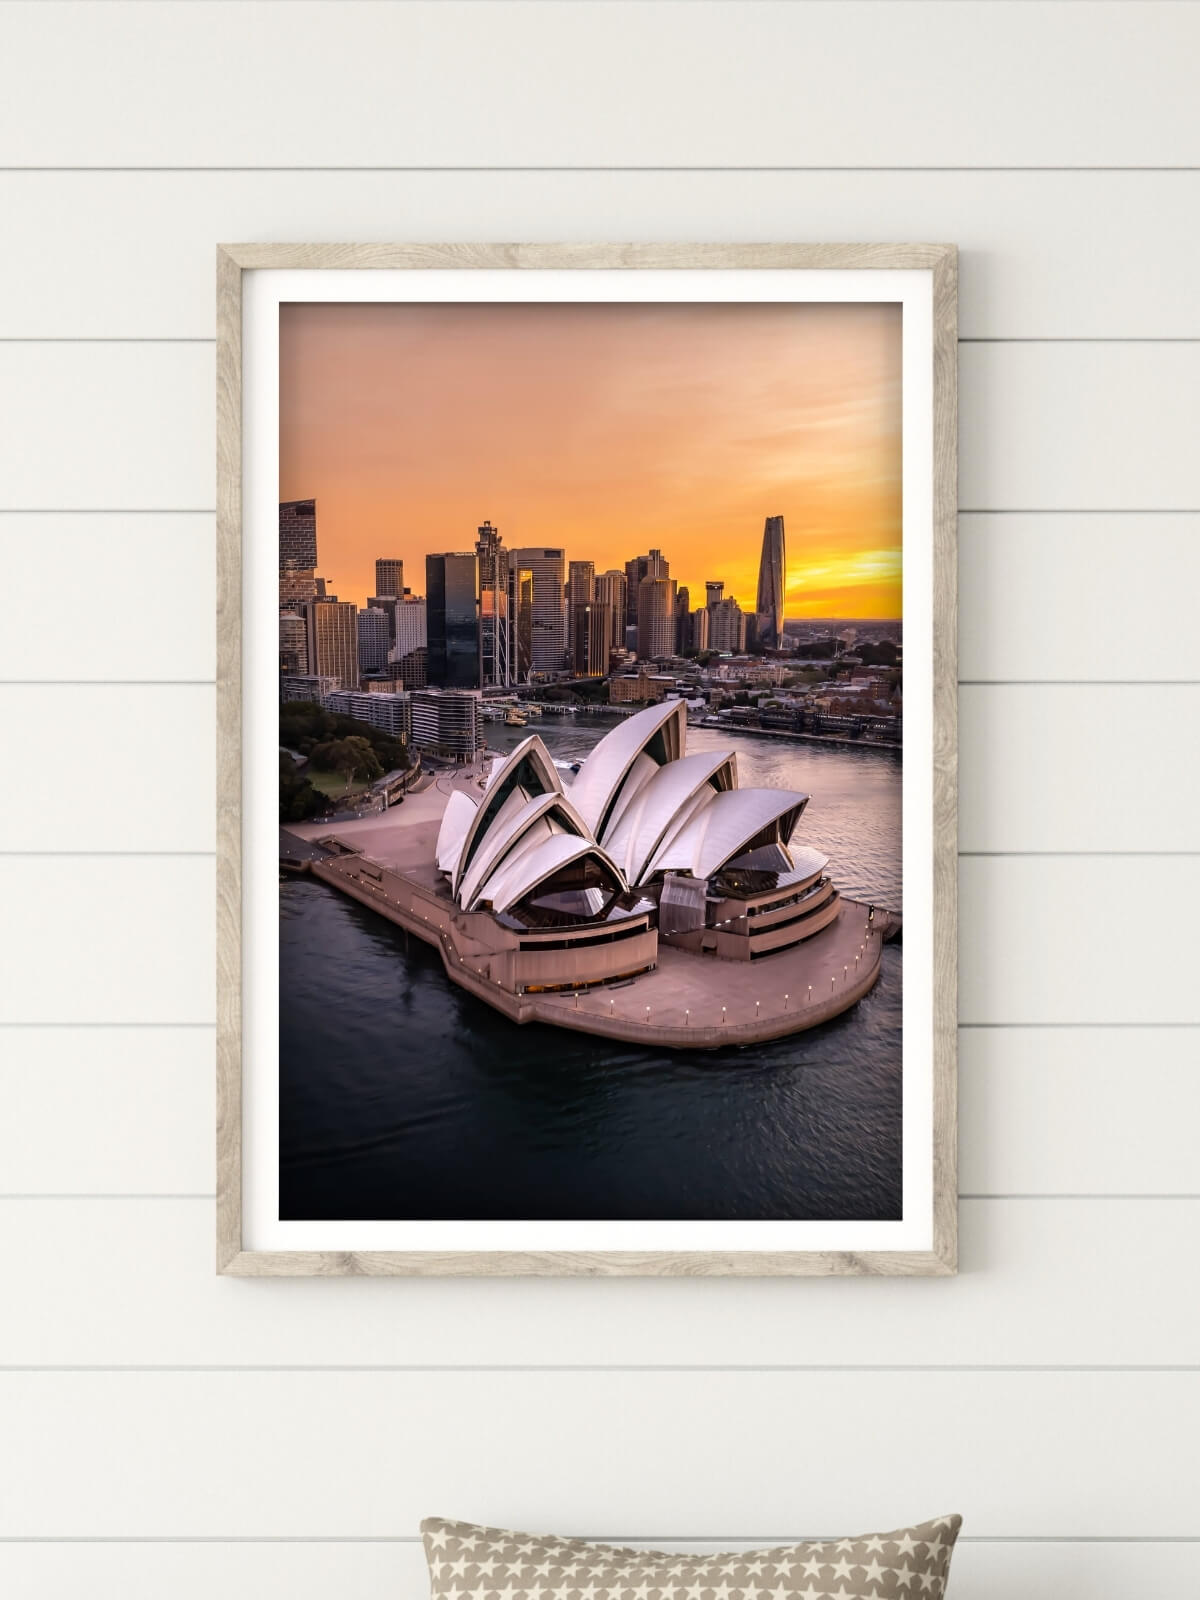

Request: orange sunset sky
left=279, top=300, right=902, bottom=619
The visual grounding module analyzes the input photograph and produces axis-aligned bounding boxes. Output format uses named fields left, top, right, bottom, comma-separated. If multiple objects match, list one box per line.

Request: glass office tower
left=426, top=552, right=480, bottom=689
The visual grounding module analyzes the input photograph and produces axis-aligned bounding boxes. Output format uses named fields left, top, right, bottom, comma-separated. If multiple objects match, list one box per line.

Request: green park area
left=279, top=699, right=413, bottom=823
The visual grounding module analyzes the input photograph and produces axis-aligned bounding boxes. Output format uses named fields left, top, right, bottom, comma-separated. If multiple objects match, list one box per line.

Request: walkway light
left=685, top=1009, right=690, bottom=1026
left=722, top=1005, right=727, bottom=1024
left=784, top=993, right=789, bottom=1009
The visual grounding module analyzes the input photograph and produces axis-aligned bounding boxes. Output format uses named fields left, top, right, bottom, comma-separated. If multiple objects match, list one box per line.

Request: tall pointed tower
left=755, top=514, right=786, bottom=650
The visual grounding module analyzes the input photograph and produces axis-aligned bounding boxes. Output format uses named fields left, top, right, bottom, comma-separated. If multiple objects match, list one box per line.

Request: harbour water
left=280, top=719, right=902, bottom=1222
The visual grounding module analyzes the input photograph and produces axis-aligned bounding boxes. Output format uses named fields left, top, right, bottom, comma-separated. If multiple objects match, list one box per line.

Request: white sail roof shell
left=564, top=699, right=687, bottom=835
left=601, top=747, right=738, bottom=883
left=452, top=734, right=562, bottom=896
left=647, top=786, right=808, bottom=880
left=435, top=788, right=478, bottom=876
left=459, top=792, right=591, bottom=912
left=478, top=833, right=623, bottom=916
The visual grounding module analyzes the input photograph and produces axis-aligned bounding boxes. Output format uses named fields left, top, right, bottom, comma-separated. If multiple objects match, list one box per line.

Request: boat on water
left=504, top=709, right=527, bottom=726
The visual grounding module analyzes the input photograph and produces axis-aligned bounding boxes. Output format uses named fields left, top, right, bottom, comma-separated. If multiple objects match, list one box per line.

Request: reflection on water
left=280, top=720, right=902, bottom=1222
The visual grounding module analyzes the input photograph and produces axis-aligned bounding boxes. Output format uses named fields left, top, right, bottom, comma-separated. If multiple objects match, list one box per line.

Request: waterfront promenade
left=286, top=769, right=895, bottom=1050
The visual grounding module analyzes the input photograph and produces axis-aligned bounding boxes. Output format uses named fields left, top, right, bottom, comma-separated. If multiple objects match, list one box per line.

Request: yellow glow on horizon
left=280, top=300, right=902, bottom=621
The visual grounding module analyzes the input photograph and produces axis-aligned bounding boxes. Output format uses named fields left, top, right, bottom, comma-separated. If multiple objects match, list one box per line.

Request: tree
left=278, top=752, right=328, bottom=822
left=309, top=736, right=383, bottom=792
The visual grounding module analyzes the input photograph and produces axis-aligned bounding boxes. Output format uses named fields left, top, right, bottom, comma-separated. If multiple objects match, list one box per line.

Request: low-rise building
left=280, top=674, right=337, bottom=705
left=324, top=689, right=412, bottom=740
left=610, top=668, right=676, bottom=704
left=411, top=687, right=483, bottom=760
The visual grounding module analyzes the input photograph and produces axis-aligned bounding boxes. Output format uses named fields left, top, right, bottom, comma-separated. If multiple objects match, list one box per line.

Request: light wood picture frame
left=217, top=243, right=957, bottom=1276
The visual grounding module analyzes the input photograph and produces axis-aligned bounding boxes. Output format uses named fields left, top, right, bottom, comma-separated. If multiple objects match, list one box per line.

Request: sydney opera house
left=304, top=698, right=888, bottom=1046
left=436, top=698, right=839, bottom=965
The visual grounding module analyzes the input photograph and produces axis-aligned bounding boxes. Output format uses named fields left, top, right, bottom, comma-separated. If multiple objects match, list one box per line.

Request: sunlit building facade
left=510, top=547, right=566, bottom=677
left=624, top=549, right=669, bottom=628
left=594, top=569, right=628, bottom=653
left=636, top=575, right=677, bottom=660
left=304, top=597, right=359, bottom=690
left=374, top=557, right=404, bottom=599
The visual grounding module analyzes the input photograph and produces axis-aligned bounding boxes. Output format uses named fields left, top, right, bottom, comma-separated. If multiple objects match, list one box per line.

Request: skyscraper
left=304, top=597, right=359, bottom=689
left=637, top=575, right=677, bottom=661
left=279, top=499, right=319, bottom=607
left=278, top=612, right=308, bottom=675
left=755, top=514, right=786, bottom=650
left=705, top=579, right=724, bottom=608
left=572, top=602, right=613, bottom=678
left=391, top=595, right=427, bottom=661
left=510, top=548, right=566, bottom=676
left=674, top=585, right=691, bottom=654
left=624, top=549, right=669, bottom=627
left=708, top=595, right=747, bottom=654
left=356, top=607, right=390, bottom=673
left=594, top=569, right=628, bottom=652
left=566, top=560, right=595, bottom=672
left=426, top=553, right=480, bottom=689
left=475, top=521, right=512, bottom=688
left=567, top=560, right=595, bottom=608
left=689, top=606, right=710, bottom=653
left=508, top=561, right=534, bottom=681
left=374, top=557, right=404, bottom=599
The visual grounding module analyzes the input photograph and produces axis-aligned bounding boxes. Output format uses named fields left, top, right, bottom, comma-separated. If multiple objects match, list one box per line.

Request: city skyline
left=279, top=301, right=902, bottom=619
left=283, top=497, right=901, bottom=697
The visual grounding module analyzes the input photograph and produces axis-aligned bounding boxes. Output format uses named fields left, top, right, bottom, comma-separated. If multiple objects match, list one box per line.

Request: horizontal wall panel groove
left=6, top=344, right=1198, bottom=511
left=2, top=858, right=1197, bottom=1024
left=7, top=1364, right=1200, bottom=1375
left=5, top=1026, right=1195, bottom=1198
left=0, top=860, right=215, bottom=1025
left=8, top=507, right=1199, bottom=518
left=0, top=346, right=214, bottom=509
left=958, top=685, right=1200, bottom=852
left=14, top=334, right=1200, bottom=344
left=959, top=857, right=1200, bottom=1025
left=0, top=686, right=214, bottom=852
left=3, top=2, right=1199, bottom=167
left=958, top=344, right=1200, bottom=508
left=1, top=1199, right=1198, bottom=1367
left=1, top=166, right=1199, bottom=341
left=959, top=513, right=1200, bottom=682
left=2, top=1538, right=1196, bottom=1600
left=1, top=1369, right=1196, bottom=1536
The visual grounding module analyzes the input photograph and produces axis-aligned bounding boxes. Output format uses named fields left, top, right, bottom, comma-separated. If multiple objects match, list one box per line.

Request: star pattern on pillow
left=422, top=1516, right=962, bottom=1600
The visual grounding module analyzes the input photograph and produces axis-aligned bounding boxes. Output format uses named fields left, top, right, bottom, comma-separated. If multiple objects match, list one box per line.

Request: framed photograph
left=217, top=244, right=957, bottom=1276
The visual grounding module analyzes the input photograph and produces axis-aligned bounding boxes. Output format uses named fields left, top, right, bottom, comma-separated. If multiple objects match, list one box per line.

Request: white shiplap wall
left=1, top=4, right=1197, bottom=1597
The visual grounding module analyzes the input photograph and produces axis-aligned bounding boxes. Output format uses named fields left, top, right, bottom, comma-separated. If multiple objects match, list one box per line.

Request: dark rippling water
left=279, top=719, right=902, bottom=1222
